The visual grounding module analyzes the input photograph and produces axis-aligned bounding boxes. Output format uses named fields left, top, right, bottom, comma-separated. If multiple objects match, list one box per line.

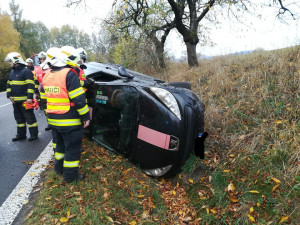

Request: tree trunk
left=185, top=41, right=199, bottom=67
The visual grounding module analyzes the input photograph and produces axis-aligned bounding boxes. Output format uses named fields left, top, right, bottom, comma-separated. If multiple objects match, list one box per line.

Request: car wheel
left=166, top=82, right=191, bottom=90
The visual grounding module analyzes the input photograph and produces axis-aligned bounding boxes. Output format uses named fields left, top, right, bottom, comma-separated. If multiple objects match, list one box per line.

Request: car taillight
left=169, top=135, right=179, bottom=151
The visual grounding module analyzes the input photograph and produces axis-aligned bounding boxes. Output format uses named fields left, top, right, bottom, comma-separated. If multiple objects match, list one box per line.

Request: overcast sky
left=0, top=0, right=299, bottom=58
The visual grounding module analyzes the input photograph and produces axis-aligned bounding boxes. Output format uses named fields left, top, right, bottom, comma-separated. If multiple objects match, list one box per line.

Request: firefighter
left=37, top=51, right=54, bottom=131
left=77, top=47, right=88, bottom=87
left=26, top=58, right=40, bottom=98
left=38, top=51, right=46, bottom=65
left=5, top=52, right=39, bottom=141
left=40, top=47, right=90, bottom=183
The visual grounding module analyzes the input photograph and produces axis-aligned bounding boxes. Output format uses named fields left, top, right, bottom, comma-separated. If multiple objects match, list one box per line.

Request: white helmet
left=4, top=52, right=27, bottom=65
left=43, top=47, right=66, bottom=69
left=77, top=48, right=87, bottom=61
left=60, top=46, right=81, bottom=67
left=26, top=58, right=33, bottom=64
left=38, top=51, right=46, bottom=60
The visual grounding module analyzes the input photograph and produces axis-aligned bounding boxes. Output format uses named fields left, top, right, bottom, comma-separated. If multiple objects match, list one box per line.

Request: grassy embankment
left=26, top=46, right=299, bottom=224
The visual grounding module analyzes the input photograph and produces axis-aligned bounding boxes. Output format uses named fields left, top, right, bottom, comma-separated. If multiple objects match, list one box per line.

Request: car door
left=91, top=85, right=139, bottom=156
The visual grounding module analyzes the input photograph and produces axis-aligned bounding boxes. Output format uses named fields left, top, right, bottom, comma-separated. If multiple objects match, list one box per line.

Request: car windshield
left=91, top=85, right=139, bottom=154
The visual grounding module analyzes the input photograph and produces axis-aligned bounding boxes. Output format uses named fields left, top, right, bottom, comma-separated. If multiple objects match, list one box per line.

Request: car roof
left=84, top=62, right=165, bottom=84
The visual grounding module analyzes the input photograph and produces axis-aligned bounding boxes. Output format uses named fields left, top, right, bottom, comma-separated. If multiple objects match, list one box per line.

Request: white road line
left=0, top=141, right=53, bottom=225
left=0, top=102, right=11, bottom=108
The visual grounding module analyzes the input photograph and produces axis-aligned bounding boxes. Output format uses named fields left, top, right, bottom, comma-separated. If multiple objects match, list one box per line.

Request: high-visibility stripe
left=48, top=118, right=81, bottom=126
left=80, top=80, right=84, bottom=86
left=53, top=143, right=57, bottom=149
left=10, top=81, right=26, bottom=85
left=7, top=88, right=11, bottom=92
left=55, top=152, right=64, bottom=160
left=17, top=123, right=26, bottom=127
left=25, top=80, right=34, bottom=84
left=14, top=96, right=27, bottom=101
left=28, top=89, right=34, bottom=93
left=69, top=87, right=85, bottom=99
left=47, top=98, right=70, bottom=103
left=28, top=122, right=37, bottom=128
left=77, top=105, right=89, bottom=115
left=64, top=160, right=79, bottom=168
left=40, top=93, right=46, bottom=99
left=47, top=105, right=70, bottom=111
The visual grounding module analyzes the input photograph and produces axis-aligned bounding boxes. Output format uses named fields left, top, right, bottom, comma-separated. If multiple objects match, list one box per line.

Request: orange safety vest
left=43, top=68, right=74, bottom=114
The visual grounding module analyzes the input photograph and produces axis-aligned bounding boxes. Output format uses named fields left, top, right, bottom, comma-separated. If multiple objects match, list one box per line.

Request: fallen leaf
left=210, top=209, right=217, bottom=214
left=67, top=214, right=77, bottom=219
left=272, top=184, right=280, bottom=192
left=274, top=120, right=282, bottom=124
left=18, top=188, right=26, bottom=195
left=25, top=210, right=33, bottom=220
left=249, top=207, right=254, bottom=213
left=74, top=192, right=81, bottom=196
left=249, top=190, right=259, bottom=194
left=172, top=190, right=176, bottom=195
left=60, top=217, right=69, bottom=223
left=129, top=221, right=137, bottom=225
left=248, top=214, right=255, bottom=223
left=229, top=197, right=239, bottom=203
left=279, top=216, right=289, bottom=224
left=103, top=192, right=109, bottom=198
left=22, top=200, right=29, bottom=205
left=137, top=195, right=145, bottom=198
left=271, top=177, right=281, bottom=184
left=223, top=170, right=230, bottom=173
left=257, top=202, right=261, bottom=207
left=105, top=216, right=114, bottom=223
left=228, top=182, right=235, bottom=191
left=189, top=178, right=194, bottom=184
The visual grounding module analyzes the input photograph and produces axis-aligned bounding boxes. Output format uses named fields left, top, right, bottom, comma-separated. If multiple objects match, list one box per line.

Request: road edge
left=0, top=141, right=53, bottom=225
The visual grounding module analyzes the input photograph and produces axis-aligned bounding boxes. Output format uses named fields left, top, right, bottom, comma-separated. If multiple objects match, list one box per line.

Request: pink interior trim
left=137, top=125, right=170, bottom=150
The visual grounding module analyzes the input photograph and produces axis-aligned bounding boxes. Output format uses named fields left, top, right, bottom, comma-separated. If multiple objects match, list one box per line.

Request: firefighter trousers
left=13, top=102, right=38, bottom=137
left=53, top=128, right=83, bottom=182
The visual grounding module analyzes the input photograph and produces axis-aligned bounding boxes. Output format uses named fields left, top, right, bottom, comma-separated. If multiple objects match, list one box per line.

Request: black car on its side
left=84, top=62, right=207, bottom=177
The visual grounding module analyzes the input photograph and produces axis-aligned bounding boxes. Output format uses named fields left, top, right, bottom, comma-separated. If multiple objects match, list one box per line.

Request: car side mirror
left=118, top=66, right=133, bottom=79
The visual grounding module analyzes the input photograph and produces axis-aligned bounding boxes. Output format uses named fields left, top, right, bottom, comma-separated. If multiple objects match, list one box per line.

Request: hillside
left=26, top=46, right=299, bottom=224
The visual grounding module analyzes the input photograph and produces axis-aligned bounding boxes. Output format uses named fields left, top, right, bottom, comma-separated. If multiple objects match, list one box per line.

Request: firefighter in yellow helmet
left=5, top=52, right=38, bottom=141
left=39, top=47, right=90, bottom=183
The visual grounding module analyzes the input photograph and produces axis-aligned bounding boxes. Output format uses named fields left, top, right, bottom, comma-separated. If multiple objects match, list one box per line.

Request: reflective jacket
left=40, top=66, right=89, bottom=131
left=6, top=64, right=35, bottom=102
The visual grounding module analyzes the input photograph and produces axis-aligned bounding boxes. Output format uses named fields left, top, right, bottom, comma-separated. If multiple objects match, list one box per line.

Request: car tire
left=166, top=82, right=191, bottom=90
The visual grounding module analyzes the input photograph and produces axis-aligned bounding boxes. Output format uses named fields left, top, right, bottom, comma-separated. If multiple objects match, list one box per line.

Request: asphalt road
left=0, top=92, right=52, bottom=206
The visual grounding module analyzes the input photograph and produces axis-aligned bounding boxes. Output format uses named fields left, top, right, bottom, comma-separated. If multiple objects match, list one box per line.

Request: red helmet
left=22, top=99, right=39, bottom=110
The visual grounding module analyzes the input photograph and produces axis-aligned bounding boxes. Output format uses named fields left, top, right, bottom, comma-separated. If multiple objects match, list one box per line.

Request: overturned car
left=84, top=62, right=207, bottom=177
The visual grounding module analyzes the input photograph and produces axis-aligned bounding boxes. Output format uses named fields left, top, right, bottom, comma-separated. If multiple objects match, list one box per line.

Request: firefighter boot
left=54, top=159, right=63, bottom=175
left=12, top=135, right=27, bottom=142
left=28, top=126, right=38, bottom=141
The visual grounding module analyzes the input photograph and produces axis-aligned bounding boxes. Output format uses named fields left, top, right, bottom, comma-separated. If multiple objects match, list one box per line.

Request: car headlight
left=150, top=87, right=181, bottom=120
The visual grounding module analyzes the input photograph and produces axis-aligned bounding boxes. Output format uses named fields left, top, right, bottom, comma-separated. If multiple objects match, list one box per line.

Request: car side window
left=92, top=86, right=139, bottom=154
